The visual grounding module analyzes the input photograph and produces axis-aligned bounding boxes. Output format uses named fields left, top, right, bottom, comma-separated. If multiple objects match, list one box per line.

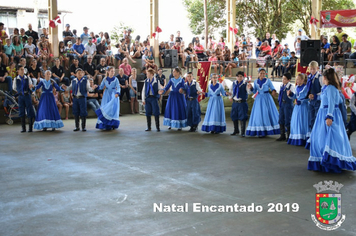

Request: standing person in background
left=128, top=68, right=139, bottom=114
left=116, top=68, right=130, bottom=102
left=25, top=24, right=39, bottom=46
left=294, top=29, right=309, bottom=51
left=73, top=37, right=87, bottom=65
left=80, top=26, right=90, bottom=46
left=62, top=24, right=74, bottom=46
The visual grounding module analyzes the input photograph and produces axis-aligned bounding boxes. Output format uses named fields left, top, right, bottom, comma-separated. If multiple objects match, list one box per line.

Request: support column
left=150, top=0, right=159, bottom=58
left=311, top=0, right=322, bottom=39
left=48, top=0, right=59, bottom=57
left=226, top=0, right=236, bottom=51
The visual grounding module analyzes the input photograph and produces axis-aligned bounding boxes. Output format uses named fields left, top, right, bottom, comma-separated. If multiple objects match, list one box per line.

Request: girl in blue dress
left=308, top=68, right=356, bottom=173
left=33, top=70, right=64, bottom=131
left=159, top=67, right=187, bottom=130
left=95, top=66, right=121, bottom=130
left=246, top=68, right=280, bottom=137
left=287, top=73, right=310, bottom=146
left=201, top=73, right=230, bottom=134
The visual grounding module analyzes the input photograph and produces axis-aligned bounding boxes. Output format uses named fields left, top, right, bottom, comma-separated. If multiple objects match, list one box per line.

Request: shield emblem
left=326, top=12, right=331, bottom=22
left=315, top=193, right=342, bottom=225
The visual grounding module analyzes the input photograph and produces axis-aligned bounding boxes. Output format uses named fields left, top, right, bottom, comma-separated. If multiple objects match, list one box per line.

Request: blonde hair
left=297, top=73, right=307, bottom=85
left=309, top=60, right=319, bottom=68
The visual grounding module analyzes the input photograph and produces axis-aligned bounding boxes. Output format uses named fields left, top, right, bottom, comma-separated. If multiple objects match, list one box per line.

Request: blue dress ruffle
left=246, top=78, right=280, bottom=136
left=95, top=77, right=121, bottom=130
left=201, top=83, right=227, bottom=133
left=33, top=80, right=64, bottom=130
left=163, top=77, right=187, bottom=128
left=288, top=85, right=310, bottom=146
left=307, top=85, right=356, bottom=173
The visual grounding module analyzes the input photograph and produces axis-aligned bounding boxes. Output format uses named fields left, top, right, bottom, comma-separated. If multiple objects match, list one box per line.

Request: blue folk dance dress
left=307, top=85, right=356, bottom=173
left=33, top=79, right=64, bottom=130
left=162, top=77, right=187, bottom=129
left=246, top=78, right=280, bottom=136
left=287, top=84, right=310, bottom=146
left=95, top=76, right=121, bottom=130
left=201, top=83, right=227, bottom=133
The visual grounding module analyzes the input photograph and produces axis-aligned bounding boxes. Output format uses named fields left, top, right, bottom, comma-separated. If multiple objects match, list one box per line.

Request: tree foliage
left=110, top=22, right=135, bottom=45
left=183, top=0, right=226, bottom=36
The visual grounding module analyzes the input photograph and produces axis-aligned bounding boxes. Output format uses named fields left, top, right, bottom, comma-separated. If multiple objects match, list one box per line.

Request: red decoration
left=152, top=32, right=156, bottom=38
left=49, top=16, right=61, bottom=28
left=309, top=16, right=319, bottom=25
left=229, top=26, right=233, bottom=32
left=233, top=28, right=238, bottom=35
left=156, top=26, right=162, bottom=33
left=197, top=62, right=212, bottom=102
left=321, top=9, right=356, bottom=28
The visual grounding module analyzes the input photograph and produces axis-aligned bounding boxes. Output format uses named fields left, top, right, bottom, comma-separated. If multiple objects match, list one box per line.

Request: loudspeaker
left=164, top=49, right=178, bottom=68
left=301, top=40, right=321, bottom=66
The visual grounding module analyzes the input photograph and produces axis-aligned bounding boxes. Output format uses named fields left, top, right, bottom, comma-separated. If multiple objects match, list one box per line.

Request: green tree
left=183, top=0, right=226, bottom=36
left=285, top=0, right=355, bottom=36
left=110, top=22, right=135, bottom=45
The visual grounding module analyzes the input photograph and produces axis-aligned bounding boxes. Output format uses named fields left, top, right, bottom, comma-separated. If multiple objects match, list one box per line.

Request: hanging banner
left=321, top=9, right=356, bottom=28
left=196, top=61, right=211, bottom=102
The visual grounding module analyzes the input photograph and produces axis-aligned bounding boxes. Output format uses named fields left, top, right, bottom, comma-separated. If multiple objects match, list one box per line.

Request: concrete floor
left=1, top=115, right=356, bottom=236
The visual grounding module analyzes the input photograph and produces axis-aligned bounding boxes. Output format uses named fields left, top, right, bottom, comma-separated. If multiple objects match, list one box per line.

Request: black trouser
left=120, top=88, right=131, bottom=101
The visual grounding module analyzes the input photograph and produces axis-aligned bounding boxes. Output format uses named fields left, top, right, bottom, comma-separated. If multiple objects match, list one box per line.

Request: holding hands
left=326, top=118, right=333, bottom=126
left=309, top=94, right=314, bottom=100
left=247, top=84, right=252, bottom=89
left=287, top=90, right=291, bottom=96
left=179, top=88, right=184, bottom=94
left=158, top=90, right=164, bottom=95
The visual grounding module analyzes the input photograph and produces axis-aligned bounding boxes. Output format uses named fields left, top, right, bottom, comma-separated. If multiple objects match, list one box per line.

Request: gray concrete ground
left=1, top=115, right=356, bottom=236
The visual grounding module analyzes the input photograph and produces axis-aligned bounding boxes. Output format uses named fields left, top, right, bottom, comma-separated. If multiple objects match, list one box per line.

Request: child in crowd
left=180, top=72, right=202, bottom=132
left=287, top=73, right=309, bottom=146
left=24, top=36, right=39, bottom=61
left=6, top=62, right=16, bottom=79
left=209, top=52, right=223, bottom=75
left=246, top=68, right=280, bottom=137
left=279, top=50, right=290, bottom=76
left=276, top=72, right=294, bottom=141
left=224, top=53, right=239, bottom=78
left=229, top=71, right=249, bottom=137
left=129, top=68, right=139, bottom=114
left=142, top=68, right=162, bottom=131
left=59, top=41, right=69, bottom=69
left=201, top=73, right=230, bottom=134
left=61, top=90, right=73, bottom=120
left=12, top=65, right=35, bottom=133
left=307, top=68, right=356, bottom=173
left=4, top=38, right=14, bottom=65
left=271, top=52, right=281, bottom=78
left=295, top=38, right=301, bottom=57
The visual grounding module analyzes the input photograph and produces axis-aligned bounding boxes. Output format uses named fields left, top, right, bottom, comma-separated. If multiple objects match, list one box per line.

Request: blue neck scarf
left=146, top=79, right=154, bottom=96
left=106, top=76, right=115, bottom=84
left=306, top=73, right=317, bottom=94
left=211, top=83, right=219, bottom=92
left=278, top=83, right=287, bottom=107
left=186, top=81, right=192, bottom=98
left=233, top=81, right=243, bottom=98
left=257, top=78, right=267, bottom=88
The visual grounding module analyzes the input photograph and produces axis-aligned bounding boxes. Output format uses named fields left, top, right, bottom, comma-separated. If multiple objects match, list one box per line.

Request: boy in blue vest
left=142, top=68, right=161, bottom=131
left=298, top=61, right=323, bottom=134
left=179, top=72, right=202, bottom=132
left=13, top=65, right=35, bottom=133
left=229, top=71, right=249, bottom=137
left=276, top=72, right=295, bottom=141
left=62, top=68, right=92, bottom=131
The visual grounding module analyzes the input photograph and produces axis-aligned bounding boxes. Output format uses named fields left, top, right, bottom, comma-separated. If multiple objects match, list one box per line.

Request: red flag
left=156, top=26, right=162, bottom=33
left=321, top=9, right=356, bottom=28
left=197, top=62, right=212, bottom=102
left=296, top=59, right=309, bottom=75
left=233, top=28, right=238, bottom=34
left=229, top=26, right=233, bottom=32
left=152, top=32, right=156, bottom=38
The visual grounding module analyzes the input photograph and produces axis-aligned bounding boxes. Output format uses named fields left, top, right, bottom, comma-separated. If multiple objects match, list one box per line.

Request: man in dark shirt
left=51, top=58, right=70, bottom=86
left=116, top=68, right=130, bottom=102
left=69, top=58, right=83, bottom=81
left=0, top=57, right=13, bottom=92
left=84, top=56, right=98, bottom=84
left=62, top=24, right=74, bottom=46
left=25, top=23, right=39, bottom=46
left=286, top=51, right=298, bottom=75
left=96, top=39, right=107, bottom=62
left=155, top=68, right=166, bottom=87
left=95, top=58, right=107, bottom=85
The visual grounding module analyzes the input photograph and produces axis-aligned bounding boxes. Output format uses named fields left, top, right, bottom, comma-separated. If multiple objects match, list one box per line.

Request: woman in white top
left=129, top=68, right=139, bottom=114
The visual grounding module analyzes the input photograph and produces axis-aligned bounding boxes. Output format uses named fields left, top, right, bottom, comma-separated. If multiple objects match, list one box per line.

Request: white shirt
left=13, top=75, right=33, bottom=92
left=84, top=43, right=97, bottom=56
left=141, top=77, right=162, bottom=101
left=185, top=80, right=202, bottom=98
left=24, top=44, right=36, bottom=57
left=281, top=82, right=295, bottom=99
left=229, top=80, right=249, bottom=101
left=66, top=78, right=91, bottom=97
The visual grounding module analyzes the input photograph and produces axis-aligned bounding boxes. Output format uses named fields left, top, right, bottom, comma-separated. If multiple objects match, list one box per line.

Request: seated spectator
left=224, top=53, right=239, bottom=77
left=169, top=34, right=175, bottom=48
left=271, top=52, right=282, bottom=78
left=321, top=37, right=330, bottom=64
left=194, top=40, right=206, bottom=60
left=73, top=37, right=87, bottom=64
left=96, top=38, right=108, bottom=64
left=119, top=58, right=132, bottom=76
left=18, top=58, right=28, bottom=75
left=215, top=44, right=224, bottom=61
left=42, top=27, right=49, bottom=39
left=52, top=58, right=70, bottom=86
left=24, top=36, right=39, bottom=62
left=28, top=59, right=42, bottom=85
left=90, top=32, right=97, bottom=44
left=209, top=52, right=223, bottom=74
left=39, top=60, right=50, bottom=79
left=158, top=41, right=165, bottom=68
left=3, top=38, right=15, bottom=65
left=184, top=42, right=198, bottom=68
left=104, top=32, right=112, bottom=47
left=131, top=40, right=143, bottom=59
left=286, top=51, right=298, bottom=75
left=279, top=50, right=290, bottom=76
left=333, top=34, right=351, bottom=66
left=80, top=26, right=90, bottom=46
left=85, top=37, right=97, bottom=59
left=246, top=37, right=253, bottom=58
left=105, top=44, right=114, bottom=66
left=143, top=50, right=157, bottom=72
left=283, top=43, right=290, bottom=56
left=95, top=57, right=107, bottom=85
left=172, top=40, right=185, bottom=69
left=120, top=40, right=136, bottom=64
left=116, top=68, right=130, bottom=102
left=114, top=43, right=123, bottom=66
left=327, top=35, right=340, bottom=65
left=58, top=41, right=69, bottom=69
left=12, top=35, right=24, bottom=64
left=6, top=62, right=16, bottom=79
left=69, top=58, right=83, bottom=81
left=255, top=37, right=262, bottom=58
left=65, top=41, right=76, bottom=63
left=84, top=56, right=97, bottom=83
left=38, top=39, right=53, bottom=64
left=256, top=41, right=272, bottom=67
left=0, top=56, right=13, bottom=92
left=87, top=78, right=100, bottom=112
left=207, top=36, right=216, bottom=51
left=61, top=90, right=73, bottom=120
left=272, top=40, right=283, bottom=59
left=97, top=32, right=104, bottom=44
left=223, top=46, right=231, bottom=61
